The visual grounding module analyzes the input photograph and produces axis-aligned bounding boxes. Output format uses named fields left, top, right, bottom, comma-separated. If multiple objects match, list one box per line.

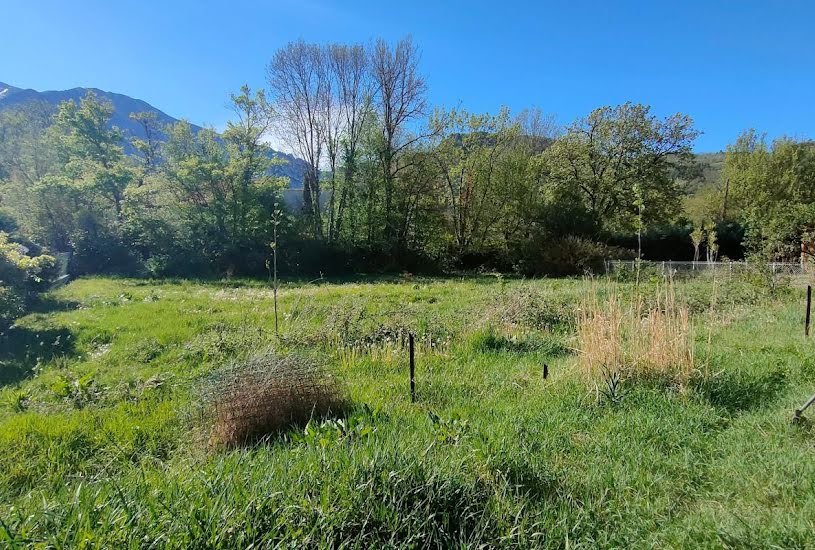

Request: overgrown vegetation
left=577, top=282, right=695, bottom=392
left=0, top=274, right=813, bottom=546
left=1, top=28, right=814, bottom=550
left=0, top=232, right=56, bottom=330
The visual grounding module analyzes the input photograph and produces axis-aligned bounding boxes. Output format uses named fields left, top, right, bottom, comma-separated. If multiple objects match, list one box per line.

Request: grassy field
left=1, top=274, right=814, bottom=548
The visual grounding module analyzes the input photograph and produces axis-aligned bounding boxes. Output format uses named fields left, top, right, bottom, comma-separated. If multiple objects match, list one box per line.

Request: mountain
left=0, top=81, right=306, bottom=188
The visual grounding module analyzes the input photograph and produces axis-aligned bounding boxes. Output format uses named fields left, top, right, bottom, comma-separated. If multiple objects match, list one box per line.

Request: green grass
left=0, top=275, right=813, bottom=547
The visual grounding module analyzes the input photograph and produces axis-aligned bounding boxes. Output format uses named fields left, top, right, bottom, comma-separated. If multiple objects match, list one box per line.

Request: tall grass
left=578, top=281, right=695, bottom=385
left=1, top=276, right=812, bottom=547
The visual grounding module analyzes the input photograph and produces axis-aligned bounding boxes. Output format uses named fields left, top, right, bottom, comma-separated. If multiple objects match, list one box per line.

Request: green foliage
left=468, top=325, right=569, bottom=355
left=725, top=130, right=815, bottom=260
left=538, top=102, right=699, bottom=234
left=2, top=47, right=707, bottom=279
left=0, top=232, right=56, bottom=328
left=513, top=235, right=634, bottom=277
left=430, top=107, right=522, bottom=257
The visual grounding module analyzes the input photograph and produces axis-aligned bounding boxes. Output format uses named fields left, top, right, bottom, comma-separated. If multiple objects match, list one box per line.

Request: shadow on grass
left=692, top=367, right=789, bottom=413
left=0, top=325, right=76, bottom=387
left=29, top=295, right=81, bottom=314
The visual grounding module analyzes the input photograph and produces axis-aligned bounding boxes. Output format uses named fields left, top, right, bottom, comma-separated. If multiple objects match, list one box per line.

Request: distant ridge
left=0, top=81, right=307, bottom=188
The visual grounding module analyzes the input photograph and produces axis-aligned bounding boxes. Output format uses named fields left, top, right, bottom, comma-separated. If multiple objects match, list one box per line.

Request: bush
left=203, top=351, right=350, bottom=448
left=0, top=232, right=57, bottom=329
left=513, top=236, right=634, bottom=277
left=69, top=223, right=142, bottom=276
left=0, top=285, right=25, bottom=329
left=493, top=285, right=576, bottom=331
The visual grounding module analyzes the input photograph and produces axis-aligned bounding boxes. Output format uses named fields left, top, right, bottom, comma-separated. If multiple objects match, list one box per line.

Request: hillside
left=689, top=151, right=725, bottom=191
left=0, top=81, right=307, bottom=188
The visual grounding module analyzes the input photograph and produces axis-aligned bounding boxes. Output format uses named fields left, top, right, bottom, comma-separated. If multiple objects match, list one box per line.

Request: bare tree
left=318, top=46, right=343, bottom=243
left=327, top=43, right=374, bottom=242
left=129, top=111, right=163, bottom=186
left=268, top=41, right=325, bottom=237
left=371, top=36, right=427, bottom=244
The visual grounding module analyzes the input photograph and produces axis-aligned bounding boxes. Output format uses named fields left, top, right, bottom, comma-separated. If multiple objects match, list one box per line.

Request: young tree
left=705, top=222, right=718, bottom=262
left=690, top=225, right=704, bottom=263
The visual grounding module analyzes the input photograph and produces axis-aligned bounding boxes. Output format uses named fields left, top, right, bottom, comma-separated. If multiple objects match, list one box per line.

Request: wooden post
left=409, top=333, right=416, bottom=403
left=806, top=285, right=812, bottom=337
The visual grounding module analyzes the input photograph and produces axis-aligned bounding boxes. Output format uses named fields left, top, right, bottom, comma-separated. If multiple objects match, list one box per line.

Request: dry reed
left=577, top=282, right=695, bottom=385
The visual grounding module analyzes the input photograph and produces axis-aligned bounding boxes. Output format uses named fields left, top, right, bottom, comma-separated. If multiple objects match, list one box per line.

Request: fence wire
left=605, top=260, right=808, bottom=277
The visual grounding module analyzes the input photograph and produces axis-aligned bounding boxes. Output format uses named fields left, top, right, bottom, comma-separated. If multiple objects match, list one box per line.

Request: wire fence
left=604, top=260, right=808, bottom=277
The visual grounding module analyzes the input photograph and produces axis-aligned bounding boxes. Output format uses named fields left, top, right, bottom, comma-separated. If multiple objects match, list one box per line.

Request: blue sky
left=3, top=0, right=814, bottom=151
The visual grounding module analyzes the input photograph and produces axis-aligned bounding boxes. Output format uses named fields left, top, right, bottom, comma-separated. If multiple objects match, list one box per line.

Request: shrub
left=493, top=285, right=576, bottom=331
left=0, top=232, right=57, bottom=329
left=0, top=285, right=25, bottom=330
left=513, top=235, right=634, bottom=277
left=203, top=351, right=349, bottom=448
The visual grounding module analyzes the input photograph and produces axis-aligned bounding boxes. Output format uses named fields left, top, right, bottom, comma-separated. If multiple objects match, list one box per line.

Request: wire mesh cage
left=199, top=350, right=349, bottom=448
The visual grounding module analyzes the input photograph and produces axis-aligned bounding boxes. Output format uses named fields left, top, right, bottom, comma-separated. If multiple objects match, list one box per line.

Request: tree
left=54, top=92, right=133, bottom=218
left=372, top=36, right=428, bottom=246
left=690, top=226, right=704, bottom=263
left=705, top=221, right=718, bottom=262
left=223, top=85, right=279, bottom=261
left=0, top=102, right=57, bottom=186
left=156, top=86, right=283, bottom=275
left=0, top=103, right=67, bottom=248
left=326, top=43, right=374, bottom=242
left=540, top=103, right=699, bottom=233
left=430, top=108, right=519, bottom=257
left=129, top=111, right=163, bottom=186
left=268, top=41, right=325, bottom=237
left=724, top=130, right=815, bottom=260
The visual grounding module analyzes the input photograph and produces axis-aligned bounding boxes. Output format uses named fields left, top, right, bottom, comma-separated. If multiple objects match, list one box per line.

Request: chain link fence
left=605, top=260, right=808, bottom=277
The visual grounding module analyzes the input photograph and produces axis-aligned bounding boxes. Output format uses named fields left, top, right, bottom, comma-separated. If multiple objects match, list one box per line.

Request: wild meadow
left=0, top=272, right=814, bottom=548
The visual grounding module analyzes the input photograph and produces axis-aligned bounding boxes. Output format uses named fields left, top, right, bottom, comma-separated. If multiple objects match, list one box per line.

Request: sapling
left=633, top=183, right=645, bottom=286
left=690, top=226, right=704, bottom=264
left=705, top=223, right=719, bottom=262
left=266, top=202, right=282, bottom=339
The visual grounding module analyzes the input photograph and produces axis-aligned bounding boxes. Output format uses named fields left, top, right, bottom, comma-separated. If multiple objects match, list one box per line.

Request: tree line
left=1, top=36, right=811, bottom=287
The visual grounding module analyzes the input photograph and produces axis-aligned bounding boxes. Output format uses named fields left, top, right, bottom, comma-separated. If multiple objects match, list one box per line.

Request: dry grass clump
left=203, top=351, right=349, bottom=448
left=578, top=283, right=695, bottom=386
